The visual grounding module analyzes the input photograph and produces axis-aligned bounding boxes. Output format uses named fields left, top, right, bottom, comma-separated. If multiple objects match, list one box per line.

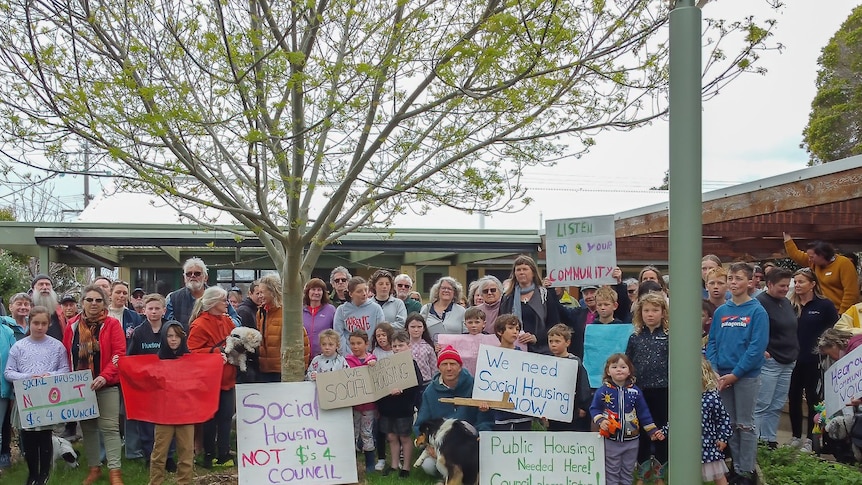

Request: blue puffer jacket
left=590, top=380, right=658, bottom=442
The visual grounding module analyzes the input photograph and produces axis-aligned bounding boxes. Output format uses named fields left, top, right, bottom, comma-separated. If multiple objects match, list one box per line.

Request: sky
left=21, top=1, right=862, bottom=229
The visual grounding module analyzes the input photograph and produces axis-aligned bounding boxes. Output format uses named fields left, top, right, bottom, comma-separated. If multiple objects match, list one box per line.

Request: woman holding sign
left=500, top=255, right=560, bottom=354
left=63, top=285, right=127, bottom=485
left=5, top=306, right=70, bottom=485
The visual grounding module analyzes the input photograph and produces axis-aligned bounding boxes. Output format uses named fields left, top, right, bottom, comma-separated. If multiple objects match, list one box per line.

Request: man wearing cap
left=130, top=287, right=146, bottom=314
left=413, top=346, right=492, bottom=477
left=60, top=294, right=79, bottom=320
left=30, top=274, right=67, bottom=341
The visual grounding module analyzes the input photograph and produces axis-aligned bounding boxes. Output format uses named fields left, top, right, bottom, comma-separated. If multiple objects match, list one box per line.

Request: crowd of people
left=0, top=234, right=861, bottom=485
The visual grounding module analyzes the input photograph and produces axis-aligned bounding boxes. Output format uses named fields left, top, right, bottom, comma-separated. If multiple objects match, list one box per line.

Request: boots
left=109, top=468, right=124, bottom=485
left=364, top=451, right=376, bottom=473
left=82, top=466, right=102, bottom=485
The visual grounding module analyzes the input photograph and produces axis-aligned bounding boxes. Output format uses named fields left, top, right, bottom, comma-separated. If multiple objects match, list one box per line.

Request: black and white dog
left=52, top=435, right=78, bottom=469
left=413, top=418, right=479, bottom=485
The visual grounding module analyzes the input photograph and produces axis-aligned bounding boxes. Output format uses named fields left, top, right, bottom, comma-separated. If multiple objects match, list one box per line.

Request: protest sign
left=479, top=431, right=605, bottom=485
left=583, top=323, right=634, bottom=388
left=236, top=382, right=357, bottom=485
left=438, top=334, right=501, bottom=375
left=13, top=370, right=99, bottom=429
left=315, top=351, right=418, bottom=410
left=472, top=344, right=578, bottom=421
left=824, top=344, right=862, bottom=417
left=545, top=215, right=617, bottom=286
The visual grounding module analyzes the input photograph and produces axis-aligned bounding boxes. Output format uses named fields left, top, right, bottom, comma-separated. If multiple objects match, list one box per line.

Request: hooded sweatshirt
left=413, top=367, right=493, bottom=436
left=157, top=320, right=190, bottom=359
left=706, top=298, right=769, bottom=379
left=333, top=300, right=385, bottom=354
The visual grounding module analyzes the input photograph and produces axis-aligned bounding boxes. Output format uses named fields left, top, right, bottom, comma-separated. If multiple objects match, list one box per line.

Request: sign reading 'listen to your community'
left=545, top=215, right=617, bottom=286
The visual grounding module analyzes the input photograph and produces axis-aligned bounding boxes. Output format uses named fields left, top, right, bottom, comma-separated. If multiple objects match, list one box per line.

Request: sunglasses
left=83, top=297, right=104, bottom=303
left=481, top=288, right=497, bottom=294
left=185, top=271, right=203, bottom=278
left=627, top=289, right=638, bottom=294
left=396, top=283, right=411, bottom=288
left=333, top=278, right=348, bottom=283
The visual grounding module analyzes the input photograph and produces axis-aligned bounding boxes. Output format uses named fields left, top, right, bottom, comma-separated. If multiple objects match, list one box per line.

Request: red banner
left=119, top=354, right=224, bottom=425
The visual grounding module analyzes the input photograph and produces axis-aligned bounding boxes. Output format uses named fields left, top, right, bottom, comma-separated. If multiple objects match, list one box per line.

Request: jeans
left=720, top=375, right=760, bottom=474
left=754, top=359, right=795, bottom=442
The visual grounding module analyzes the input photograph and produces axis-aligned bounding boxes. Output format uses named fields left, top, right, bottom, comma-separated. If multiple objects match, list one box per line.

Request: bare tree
left=0, top=0, right=779, bottom=380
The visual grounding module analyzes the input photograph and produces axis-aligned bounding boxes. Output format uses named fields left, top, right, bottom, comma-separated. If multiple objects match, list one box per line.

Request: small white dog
left=825, top=413, right=862, bottom=462
left=52, top=435, right=78, bottom=469
left=224, top=327, right=263, bottom=372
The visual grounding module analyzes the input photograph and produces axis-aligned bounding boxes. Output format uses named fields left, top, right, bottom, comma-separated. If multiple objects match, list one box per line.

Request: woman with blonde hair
left=256, top=274, right=310, bottom=382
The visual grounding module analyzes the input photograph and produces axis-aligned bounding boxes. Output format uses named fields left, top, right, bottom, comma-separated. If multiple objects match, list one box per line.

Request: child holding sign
left=376, top=330, right=421, bottom=477
left=590, top=353, right=664, bottom=485
left=492, top=314, right=533, bottom=431
left=4, top=306, right=70, bottom=485
left=345, top=330, right=378, bottom=473
left=545, top=324, right=592, bottom=432
left=149, top=321, right=194, bottom=485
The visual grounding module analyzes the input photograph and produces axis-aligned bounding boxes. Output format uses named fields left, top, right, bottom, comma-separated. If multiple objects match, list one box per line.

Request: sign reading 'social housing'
left=13, top=370, right=99, bottom=429
left=480, top=431, right=605, bottom=485
left=545, top=215, right=617, bottom=286
left=235, top=382, right=357, bottom=485
left=472, top=344, right=579, bottom=422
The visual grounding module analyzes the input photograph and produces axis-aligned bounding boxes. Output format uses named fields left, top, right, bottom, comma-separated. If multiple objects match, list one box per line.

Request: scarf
left=77, top=310, right=106, bottom=375
left=512, top=283, right=535, bottom=321
left=480, top=300, right=502, bottom=334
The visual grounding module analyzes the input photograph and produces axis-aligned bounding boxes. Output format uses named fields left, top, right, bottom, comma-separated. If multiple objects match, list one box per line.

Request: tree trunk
left=280, top=240, right=306, bottom=382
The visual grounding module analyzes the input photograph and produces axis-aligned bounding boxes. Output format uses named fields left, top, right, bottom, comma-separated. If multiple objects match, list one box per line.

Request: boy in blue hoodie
left=706, top=262, right=768, bottom=485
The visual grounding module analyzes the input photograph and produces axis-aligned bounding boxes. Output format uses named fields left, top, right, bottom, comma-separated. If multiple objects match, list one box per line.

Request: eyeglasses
left=185, top=271, right=203, bottom=278
left=440, top=286, right=454, bottom=292
left=333, top=278, right=348, bottom=283
left=481, top=288, right=497, bottom=294
left=83, top=297, right=104, bottom=303
left=373, top=270, right=392, bottom=278
left=396, top=283, right=411, bottom=288
left=627, top=289, right=638, bottom=294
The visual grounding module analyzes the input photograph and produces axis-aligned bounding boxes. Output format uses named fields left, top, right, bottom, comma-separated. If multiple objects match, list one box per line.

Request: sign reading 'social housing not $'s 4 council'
left=235, top=382, right=357, bottom=485
left=545, top=215, right=617, bottom=286
left=13, top=370, right=100, bottom=429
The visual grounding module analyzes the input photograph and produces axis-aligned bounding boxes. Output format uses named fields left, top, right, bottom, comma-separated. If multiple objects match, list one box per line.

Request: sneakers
left=214, top=456, right=235, bottom=467
left=0, top=453, right=11, bottom=468
left=801, top=438, right=813, bottom=453
left=399, top=468, right=410, bottom=478
left=785, top=437, right=803, bottom=449
left=374, top=459, right=386, bottom=471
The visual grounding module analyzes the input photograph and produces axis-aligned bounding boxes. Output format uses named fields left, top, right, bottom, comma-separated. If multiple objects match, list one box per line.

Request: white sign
left=315, top=351, right=418, bottom=410
left=824, top=345, right=862, bottom=417
left=236, top=383, right=357, bottom=485
left=472, top=344, right=579, bottom=422
left=13, top=370, right=99, bottom=429
left=479, top=431, right=605, bottom=485
left=545, top=215, right=618, bottom=286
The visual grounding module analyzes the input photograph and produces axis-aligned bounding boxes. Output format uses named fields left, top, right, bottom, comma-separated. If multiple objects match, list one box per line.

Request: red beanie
left=437, top=345, right=463, bottom=367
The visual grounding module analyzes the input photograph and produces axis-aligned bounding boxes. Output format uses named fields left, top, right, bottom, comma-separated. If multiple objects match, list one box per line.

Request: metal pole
left=83, top=142, right=91, bottom=208
left=669, top=0, right=702, bottom=482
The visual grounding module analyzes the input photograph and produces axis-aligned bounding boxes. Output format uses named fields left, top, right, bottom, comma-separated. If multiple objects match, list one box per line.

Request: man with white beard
left=165, top=257, right=240, bottom=330
left=30, top=274, right=66, bottom=341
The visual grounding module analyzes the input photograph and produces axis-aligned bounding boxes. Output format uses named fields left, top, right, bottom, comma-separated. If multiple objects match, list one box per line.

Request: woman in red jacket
left=187, top=286, right=236, bottom=469
left=63, top=285, right=127, bottom=485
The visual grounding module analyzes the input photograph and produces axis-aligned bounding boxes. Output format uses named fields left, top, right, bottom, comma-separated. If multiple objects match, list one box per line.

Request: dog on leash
left=413, top=418, right=479, bottom=485
left=52, top=435, right=78, bottom=469
left=223, top=327, right=262, bottom=372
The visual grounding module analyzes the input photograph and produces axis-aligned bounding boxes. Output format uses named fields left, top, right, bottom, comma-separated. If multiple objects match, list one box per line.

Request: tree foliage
left=0, top=0, right=779, bottom=380
left=802, top=5, right=862, bottom=165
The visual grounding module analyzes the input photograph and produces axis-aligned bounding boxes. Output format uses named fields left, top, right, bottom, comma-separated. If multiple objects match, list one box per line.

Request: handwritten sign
left=472, top=345, right=578, bottom=421
left=438, top=334, right=501, bottom=375
left=825, top=345, right=862, bottom=417
left=480, top=431, right=605, bottom=485
left=236, top=383, right=357, bottom=485
left=315, top=352, right=418, bottom=410
left=545, top=215, right=617, bottom=286
left=583, top=324, right=634, bottom=388
left=13, top=370, right=99, bottom=429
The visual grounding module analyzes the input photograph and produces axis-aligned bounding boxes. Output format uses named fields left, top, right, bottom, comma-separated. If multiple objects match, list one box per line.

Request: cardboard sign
left=438, top=334, right=502, bottom=375
left=236, top=382, right=357, bottom=485
left=583, top=323, right=634, bottom=388
left=479, top=431, right=605, bottom=485
left=472, top=344, right=578, bottom=421
left=13, top=370, right=100, bottom=429
left=825, top=345, right=862, bottom=417
left=545, top=215, right=618, bottom=286
left=315, top=351, right=418, bottom=410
